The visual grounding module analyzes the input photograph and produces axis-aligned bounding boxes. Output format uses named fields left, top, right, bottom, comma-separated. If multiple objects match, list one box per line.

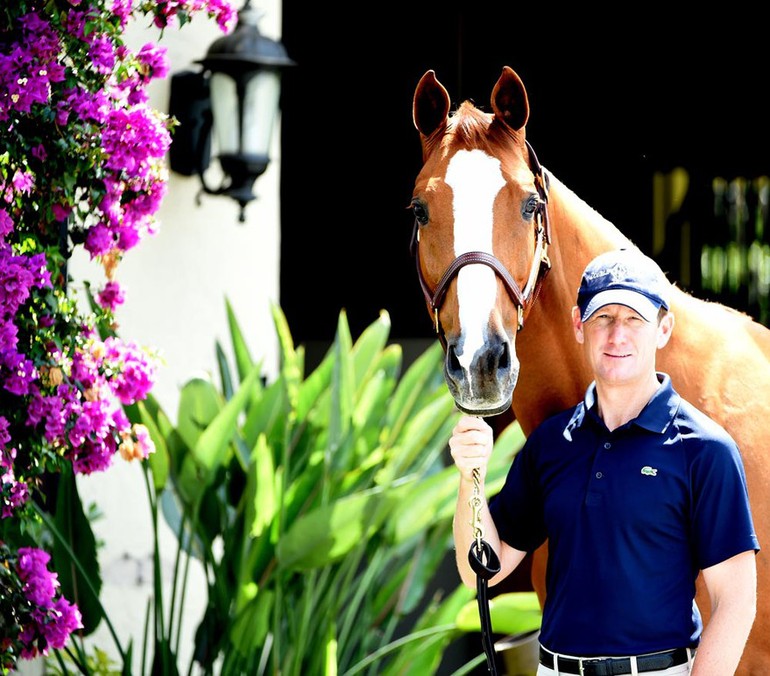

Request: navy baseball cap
left=577, top=248, right=671, bottom=322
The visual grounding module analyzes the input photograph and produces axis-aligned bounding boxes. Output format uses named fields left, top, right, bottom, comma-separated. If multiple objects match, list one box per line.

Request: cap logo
left=585, top=262, right=629, bottom=285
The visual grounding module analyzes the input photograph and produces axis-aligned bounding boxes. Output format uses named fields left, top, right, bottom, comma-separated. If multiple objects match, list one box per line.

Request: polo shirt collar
left=563, top=372, right=680, bottom=440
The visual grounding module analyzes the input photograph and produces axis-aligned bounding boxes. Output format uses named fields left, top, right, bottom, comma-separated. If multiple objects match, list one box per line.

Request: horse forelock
left=445, top=101, right=524, bottom=156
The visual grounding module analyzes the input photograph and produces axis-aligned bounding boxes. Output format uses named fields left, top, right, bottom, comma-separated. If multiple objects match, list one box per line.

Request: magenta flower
left=2, top=468, right=29, bottom=517
left=0, top=417, right=9, bottom=447
left=97, top=280, right=125, bottom=312
left=89, top=35, right=116, bottom=74
left=43, top=596, right=83, bottom=649
left=137, top=43, right=169, bottom=80
left=1, top=0, right=235, bottom=667
left=0, top=210, right=12, bottom=238
left=17, top=547, right=58, bottom=607
left=11, top=170, right=34, bottom=195
left=10, top=547, right=83, bottom=657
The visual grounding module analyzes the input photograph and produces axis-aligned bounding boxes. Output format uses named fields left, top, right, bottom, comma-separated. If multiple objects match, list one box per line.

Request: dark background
left=279, top=8, right=770, bottom=352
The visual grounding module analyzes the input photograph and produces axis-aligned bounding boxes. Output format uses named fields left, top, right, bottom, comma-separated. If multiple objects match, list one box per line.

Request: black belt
left=539, top=646, right=690, bottom=675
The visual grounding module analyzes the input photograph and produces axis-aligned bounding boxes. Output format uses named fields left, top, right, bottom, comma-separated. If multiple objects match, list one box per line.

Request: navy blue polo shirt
left=489, top=373, right=759, bottom=656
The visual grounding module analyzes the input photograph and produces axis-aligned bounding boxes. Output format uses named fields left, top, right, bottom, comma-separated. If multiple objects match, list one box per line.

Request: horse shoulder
left=663, top=291, right=770, bottom=454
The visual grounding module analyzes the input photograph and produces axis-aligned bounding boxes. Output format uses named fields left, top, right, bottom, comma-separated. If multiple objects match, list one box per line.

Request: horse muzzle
left=444, top=336, right=518, bottom=416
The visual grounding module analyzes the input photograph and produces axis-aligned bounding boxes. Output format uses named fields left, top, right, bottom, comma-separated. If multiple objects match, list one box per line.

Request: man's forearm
left=690, top=600, right=755, bottom=675
left=452, top=476, right=502, bottom=588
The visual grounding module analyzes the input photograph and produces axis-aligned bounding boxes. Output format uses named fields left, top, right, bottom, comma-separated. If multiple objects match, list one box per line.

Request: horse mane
left=432, top=100, right=523, bottom=156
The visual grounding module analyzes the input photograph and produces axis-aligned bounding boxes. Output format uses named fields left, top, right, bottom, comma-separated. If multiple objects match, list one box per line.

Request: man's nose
left=607, top=322, right=628, bottom=341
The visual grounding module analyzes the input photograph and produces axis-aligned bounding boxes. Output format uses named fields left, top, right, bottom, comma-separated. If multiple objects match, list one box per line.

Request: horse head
left=411, top=66, right=551, bottom=416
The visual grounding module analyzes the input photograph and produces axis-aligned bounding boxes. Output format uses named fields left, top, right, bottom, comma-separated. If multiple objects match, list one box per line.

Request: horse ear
left=413, top=70, right=450, bottom=137
left=491, top=65, right=530, bottom=131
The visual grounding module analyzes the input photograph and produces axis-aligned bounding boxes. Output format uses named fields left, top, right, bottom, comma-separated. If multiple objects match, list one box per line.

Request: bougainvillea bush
left=0, top=0, right=234, bottom=671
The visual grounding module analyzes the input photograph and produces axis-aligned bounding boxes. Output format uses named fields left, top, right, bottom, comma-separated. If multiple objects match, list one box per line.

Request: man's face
left=572, top=303, right=674, bottom=388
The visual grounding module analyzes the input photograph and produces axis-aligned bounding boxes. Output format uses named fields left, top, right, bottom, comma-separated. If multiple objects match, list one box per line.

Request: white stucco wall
left=67, top=3, right=282, bottom=672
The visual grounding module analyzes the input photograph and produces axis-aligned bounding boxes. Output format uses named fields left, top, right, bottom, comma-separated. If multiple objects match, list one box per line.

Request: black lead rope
left=467, top=468, right=502, bottom=674
left=469, top=540, right=501, bottom=674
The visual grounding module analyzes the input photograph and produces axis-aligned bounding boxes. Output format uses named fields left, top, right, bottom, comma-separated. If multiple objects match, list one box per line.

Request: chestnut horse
left=410, top=65, right=770, bottom=673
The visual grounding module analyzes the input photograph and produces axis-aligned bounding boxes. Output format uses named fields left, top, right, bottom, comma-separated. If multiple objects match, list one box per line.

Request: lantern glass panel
left=243, top=70, right=280, bottom=157
left=210, top=72, right=239, bottom=155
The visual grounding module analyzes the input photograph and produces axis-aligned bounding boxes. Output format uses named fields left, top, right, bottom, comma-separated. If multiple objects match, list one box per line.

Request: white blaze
left=445, top=149, right=505, bottom=373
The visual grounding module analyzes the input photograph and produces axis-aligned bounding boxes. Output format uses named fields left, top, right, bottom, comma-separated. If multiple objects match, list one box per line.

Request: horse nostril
left=498, top=341, right=510, bottom=371
left=484, top=341, right=509, bottom=373
left=447, top=344, right=462, bottom=376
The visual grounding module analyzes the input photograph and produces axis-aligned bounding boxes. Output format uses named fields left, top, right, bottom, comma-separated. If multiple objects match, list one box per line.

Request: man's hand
left=449, top=414, right=494, bottom=484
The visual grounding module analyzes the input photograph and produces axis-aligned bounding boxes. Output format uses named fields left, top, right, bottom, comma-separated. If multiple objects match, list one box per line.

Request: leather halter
left=411, top=140, right=552, bottom=345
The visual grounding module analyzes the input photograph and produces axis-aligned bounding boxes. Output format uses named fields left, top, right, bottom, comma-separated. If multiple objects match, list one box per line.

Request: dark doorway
left=280, top=10, right=770, bottom=353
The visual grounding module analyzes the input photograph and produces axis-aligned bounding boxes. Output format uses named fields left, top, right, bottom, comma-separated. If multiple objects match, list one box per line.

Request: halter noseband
left=411, top=140, right=552, bottom=344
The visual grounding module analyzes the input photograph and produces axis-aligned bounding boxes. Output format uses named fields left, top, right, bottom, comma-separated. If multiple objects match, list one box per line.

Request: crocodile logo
left=640, top=466, right=658, bottom=476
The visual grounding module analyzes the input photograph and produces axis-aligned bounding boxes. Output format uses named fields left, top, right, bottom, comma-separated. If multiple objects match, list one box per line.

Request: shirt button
left=604, top=442, right=611, bottom=449
left=596, top=472, right=603, bottom=479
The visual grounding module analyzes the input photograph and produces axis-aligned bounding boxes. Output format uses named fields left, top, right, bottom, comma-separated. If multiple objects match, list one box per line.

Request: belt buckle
left=579, top=658, right=603, bottom=676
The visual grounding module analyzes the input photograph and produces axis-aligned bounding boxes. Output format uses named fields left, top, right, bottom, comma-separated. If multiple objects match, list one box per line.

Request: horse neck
left=512, top=172, right=633, bottom=433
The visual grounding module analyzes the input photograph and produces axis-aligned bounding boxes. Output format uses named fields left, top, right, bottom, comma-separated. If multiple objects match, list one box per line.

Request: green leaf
left=250, top=434, right=276, bottom=538
left=455, top=592, right=542, bottom=636
left=177, top=365, right=262, bottom=504
left=176, top=377, right=223, bottom=452
left=377, top=390, right=456, bottom=484
left=387, top=420, right=525, bottom=543
left=241, top=376, right=286, bottom=451
left=376, top=586, right=474, bottom=676
left=295, top=348, right=335, bottom=424
left=229, top=589, right=274, bottom=657
left=226, top=296, right=254, bottom=383
left=276, top=487, right=393, bottom=571
left=50, top=466, right=102, bottom=635
left=383, top=341, right=446, bottom=448
left=350, top=309, right=392, bottom=392
left=328, top=311, right=355, bottom=472
left=271, top=303, right=302, bottom=404
left=216, top=340, right=235, bottom=401
left=138, top=400, right=170, bottom=492
left=350, top=346, right=401, bottom=452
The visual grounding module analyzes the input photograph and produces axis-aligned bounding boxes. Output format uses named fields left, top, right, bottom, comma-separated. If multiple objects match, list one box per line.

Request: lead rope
left=468, top=468, right=501, bottom=675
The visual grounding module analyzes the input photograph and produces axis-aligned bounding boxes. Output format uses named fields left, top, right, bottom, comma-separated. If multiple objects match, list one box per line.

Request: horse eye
left=411, top=199, right=429, bottom=225
left=522, top=195, right=541, bottom=219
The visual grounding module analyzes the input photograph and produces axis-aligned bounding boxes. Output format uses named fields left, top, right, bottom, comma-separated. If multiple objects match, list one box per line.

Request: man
left=450, top=248, right=759, bottom=675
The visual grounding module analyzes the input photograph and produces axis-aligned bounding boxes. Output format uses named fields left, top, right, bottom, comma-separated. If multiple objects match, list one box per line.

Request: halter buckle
left=517, top=305, right=524, bottom=331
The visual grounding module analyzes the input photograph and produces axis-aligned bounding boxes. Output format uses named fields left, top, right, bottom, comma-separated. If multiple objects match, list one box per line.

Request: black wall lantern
left=168, top=1, right=295, bottom=222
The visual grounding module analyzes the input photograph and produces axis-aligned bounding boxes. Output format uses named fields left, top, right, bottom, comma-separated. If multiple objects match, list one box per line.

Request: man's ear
left=572, top=306, right=584, bottom=344
left=657, top=312, right=675, bottom=349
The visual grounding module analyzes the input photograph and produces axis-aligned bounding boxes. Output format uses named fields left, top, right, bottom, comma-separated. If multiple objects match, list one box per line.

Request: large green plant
left=119, top=302, right=535, bottom=675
